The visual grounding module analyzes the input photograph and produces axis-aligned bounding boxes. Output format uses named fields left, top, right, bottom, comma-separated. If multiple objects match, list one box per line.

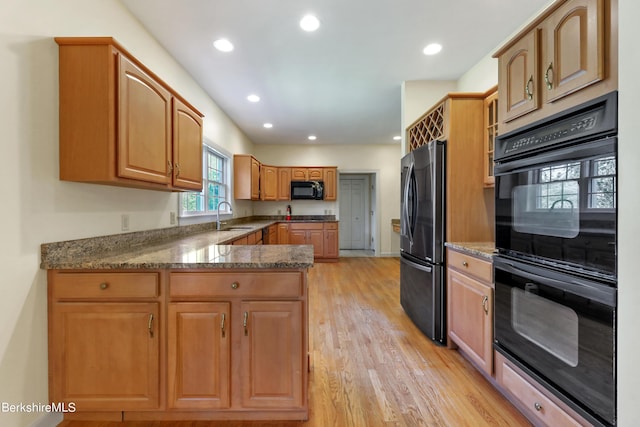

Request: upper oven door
left=495, top=136, right=617, bottom=279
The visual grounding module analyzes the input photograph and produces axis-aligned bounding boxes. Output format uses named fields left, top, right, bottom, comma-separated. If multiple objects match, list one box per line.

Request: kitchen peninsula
left=41, top=220, right=314, bottom=422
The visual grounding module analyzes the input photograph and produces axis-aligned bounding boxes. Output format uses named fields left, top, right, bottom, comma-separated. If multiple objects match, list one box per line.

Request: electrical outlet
left=121, top=214, right=130, bottom=231
left=170, top=212, right=176, bottom=225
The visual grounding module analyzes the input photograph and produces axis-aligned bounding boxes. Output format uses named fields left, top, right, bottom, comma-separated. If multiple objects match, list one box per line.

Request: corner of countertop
left=445, top=241, right=497, bottom=260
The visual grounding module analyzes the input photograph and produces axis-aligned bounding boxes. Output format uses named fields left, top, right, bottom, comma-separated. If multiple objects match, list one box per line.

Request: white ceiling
left=121, top=0, right=550, bottom=146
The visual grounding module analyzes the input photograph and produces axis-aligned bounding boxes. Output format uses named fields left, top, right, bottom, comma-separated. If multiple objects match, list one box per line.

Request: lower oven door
left=493, top=256, right=616, bottom=426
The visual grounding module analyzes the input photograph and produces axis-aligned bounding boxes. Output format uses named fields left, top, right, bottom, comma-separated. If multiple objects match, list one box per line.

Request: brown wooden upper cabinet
left=260, top=165, right=278, bottom=201
left=233, top=155, right=261, bottom=200
left=323, top=167, right=337, bottom=201
left=483, top=89, right=498, bottom=188
left=278, top=168, right=291, bottom=200
left=234, top=157, right=337, bottom=201
left=56, top=37, right=203, bottom=191
left=494, top=0, right=616, bottom=134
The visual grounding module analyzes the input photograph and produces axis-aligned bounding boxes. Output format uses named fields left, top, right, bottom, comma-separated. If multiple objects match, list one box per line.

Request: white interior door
left=339, top=178, right=367, bottom=250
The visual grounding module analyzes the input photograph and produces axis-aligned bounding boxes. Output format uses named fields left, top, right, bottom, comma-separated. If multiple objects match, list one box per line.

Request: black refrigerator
left=400, top=140, right=446, bottom=344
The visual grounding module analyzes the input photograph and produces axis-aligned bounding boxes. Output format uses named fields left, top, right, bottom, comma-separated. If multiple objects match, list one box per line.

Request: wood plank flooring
left=59, top=257, right=530, bottom=427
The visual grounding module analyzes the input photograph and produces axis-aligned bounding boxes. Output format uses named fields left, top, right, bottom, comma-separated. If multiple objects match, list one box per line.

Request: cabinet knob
left=534, top=402, right=543, bottom=412
left=462, top=261, right=469, bottom=267
left=99, top=282, right=109, bottom=290
left=231, top=281, right=239, bottom=289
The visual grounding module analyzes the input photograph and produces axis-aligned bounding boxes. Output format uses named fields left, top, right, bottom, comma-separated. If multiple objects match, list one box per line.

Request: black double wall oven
left=493, top=92, right=618, bottom=427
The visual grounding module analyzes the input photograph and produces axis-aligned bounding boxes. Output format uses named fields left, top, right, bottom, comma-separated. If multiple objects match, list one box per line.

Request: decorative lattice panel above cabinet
left=407, top=102, right=445, bottom=151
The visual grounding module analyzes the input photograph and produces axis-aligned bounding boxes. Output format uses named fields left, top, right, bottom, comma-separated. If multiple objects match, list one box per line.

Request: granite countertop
left=40, top=218, right=327, bottom=270
left=445, top=242, right=496, bottom=261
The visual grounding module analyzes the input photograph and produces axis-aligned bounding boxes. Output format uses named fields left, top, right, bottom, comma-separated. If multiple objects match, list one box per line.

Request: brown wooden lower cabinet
left=495, top=352, right=587, bottom=427
left=446, top=248, right=493, bottom=376
left=168, top=302, right=231, bottom=409
left=287, top=222, right=339, bottom=262
left=48, top=268, right=309, bottom=421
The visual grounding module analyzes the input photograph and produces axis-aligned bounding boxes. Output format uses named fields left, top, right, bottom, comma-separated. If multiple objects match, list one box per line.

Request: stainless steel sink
left=225, top=226, right=253, bottom=231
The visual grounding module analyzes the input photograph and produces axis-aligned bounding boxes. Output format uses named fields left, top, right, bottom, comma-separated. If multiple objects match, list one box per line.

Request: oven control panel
left=495, top=91, right=617, bottom=161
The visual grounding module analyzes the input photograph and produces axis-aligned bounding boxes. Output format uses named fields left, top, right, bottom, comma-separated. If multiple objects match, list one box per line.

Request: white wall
left=253, top=144, right=401, bottom=256
left=0, top=1, right=253, bottom=426
left=616, top=0, right=639, bottom=424
left=456, top=53, right=498, bottom=93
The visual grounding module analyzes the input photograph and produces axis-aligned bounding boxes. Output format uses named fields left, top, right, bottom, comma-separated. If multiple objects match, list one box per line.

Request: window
left=588, top=155, right=616, bottom=209
left=180, top=145, right=229, bottom=216
left=536, top=161, right=580, bottom=210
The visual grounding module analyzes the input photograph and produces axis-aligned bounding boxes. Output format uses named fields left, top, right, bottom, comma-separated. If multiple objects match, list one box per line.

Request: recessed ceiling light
left=423, top=43, right=442, bottom=56
left=247, top=94, right=260, bottom=103
left=213, top=38, right=234, bottom=52
left=300, top=14, right=320, bottom=32
left=263, top=123, right=273, bottom=128
left=393, top=135, right=401, bottom=141
left=308, top=135, right=317, bottom=141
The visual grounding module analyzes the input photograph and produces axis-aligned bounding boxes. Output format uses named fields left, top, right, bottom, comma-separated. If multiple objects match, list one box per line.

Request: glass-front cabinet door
left=484, top=89, right=498, bottom=187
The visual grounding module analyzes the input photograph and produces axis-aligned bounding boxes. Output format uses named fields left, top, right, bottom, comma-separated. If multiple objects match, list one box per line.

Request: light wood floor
left=59, top=257, right=530, bottom=427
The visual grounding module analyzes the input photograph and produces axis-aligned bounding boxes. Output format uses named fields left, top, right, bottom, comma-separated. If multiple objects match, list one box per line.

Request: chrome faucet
left=216, top=201, right=233, bottom=230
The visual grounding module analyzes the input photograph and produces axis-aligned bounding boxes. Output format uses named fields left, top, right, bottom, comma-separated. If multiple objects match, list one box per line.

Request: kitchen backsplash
left=252, top=200, right=338, bottom=217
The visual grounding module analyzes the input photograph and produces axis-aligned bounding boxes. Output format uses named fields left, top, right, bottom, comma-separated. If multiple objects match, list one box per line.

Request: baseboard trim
left=30, top=412, right=62, bottom=427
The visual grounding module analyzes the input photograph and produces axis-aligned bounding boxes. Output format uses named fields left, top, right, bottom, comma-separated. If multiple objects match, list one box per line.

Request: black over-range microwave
left=291, top=181, right=324, bottom=200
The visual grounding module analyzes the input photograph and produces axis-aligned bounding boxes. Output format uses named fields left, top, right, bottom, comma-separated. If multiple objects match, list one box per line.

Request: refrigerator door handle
left=401, top=255, right=433, bottom=273
left=402, top=162, right=416, bottom=242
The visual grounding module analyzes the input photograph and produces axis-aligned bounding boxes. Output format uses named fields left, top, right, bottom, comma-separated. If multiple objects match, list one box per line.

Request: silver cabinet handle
left=544, top=62, right=553, bottom=90
left=243, top=311, right=249, bottom=336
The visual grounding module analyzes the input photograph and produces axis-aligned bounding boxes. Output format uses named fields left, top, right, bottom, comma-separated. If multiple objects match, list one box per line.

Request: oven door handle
left=494, top=258, right=616, bottom=307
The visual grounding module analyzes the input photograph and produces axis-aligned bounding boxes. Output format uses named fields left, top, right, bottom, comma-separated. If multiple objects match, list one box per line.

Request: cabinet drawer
left=447, top=250, right=492, bottom=283
left=324, top=222, right=338, bottom=230
left=170, top=272, right=303, bottom=299
left=499, top=357, right=581, bottom=427
left=51, top=272, right=159, bottom=299
left=289, top=222, right=323, bottom=231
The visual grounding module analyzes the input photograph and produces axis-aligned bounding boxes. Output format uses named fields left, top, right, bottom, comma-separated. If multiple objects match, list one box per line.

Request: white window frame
left=179, top=144, right=231, bottom=217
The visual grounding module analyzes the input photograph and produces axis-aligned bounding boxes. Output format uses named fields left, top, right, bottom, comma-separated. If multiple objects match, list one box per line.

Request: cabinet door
left=291, top=168, right=308, bottom=181
left=168, top=302, right=230, bottom=409
left=483, top=90, right=498, bottom=188
left=50, top=302, right=160, bottom=410
left=288, top=230, right=307, bottom=245
left=118, top=55, right=172, bottom=184
left=542, top=0, right=604, bottom=103
left=308, top=230, right=324, bottom=258
left=251, top=157, right=261, bottom=200
left=498, top=30, right=539, bottom=123
left=323, top=168, right=337, bottom=201
left=172, top=97, right=203, bottom=190
left=278, top=224, right=289, bottom=244
left=308, top=168, right=323, bottom=180
left=447, top=269, right=493, bottom=375
left=240, top=301, right=304, bottom=409
left=324, top=228, right=339, bottom=258
left=260, top=165, right=278, bottom=201
left=278, top=168, right=291, bottom=200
